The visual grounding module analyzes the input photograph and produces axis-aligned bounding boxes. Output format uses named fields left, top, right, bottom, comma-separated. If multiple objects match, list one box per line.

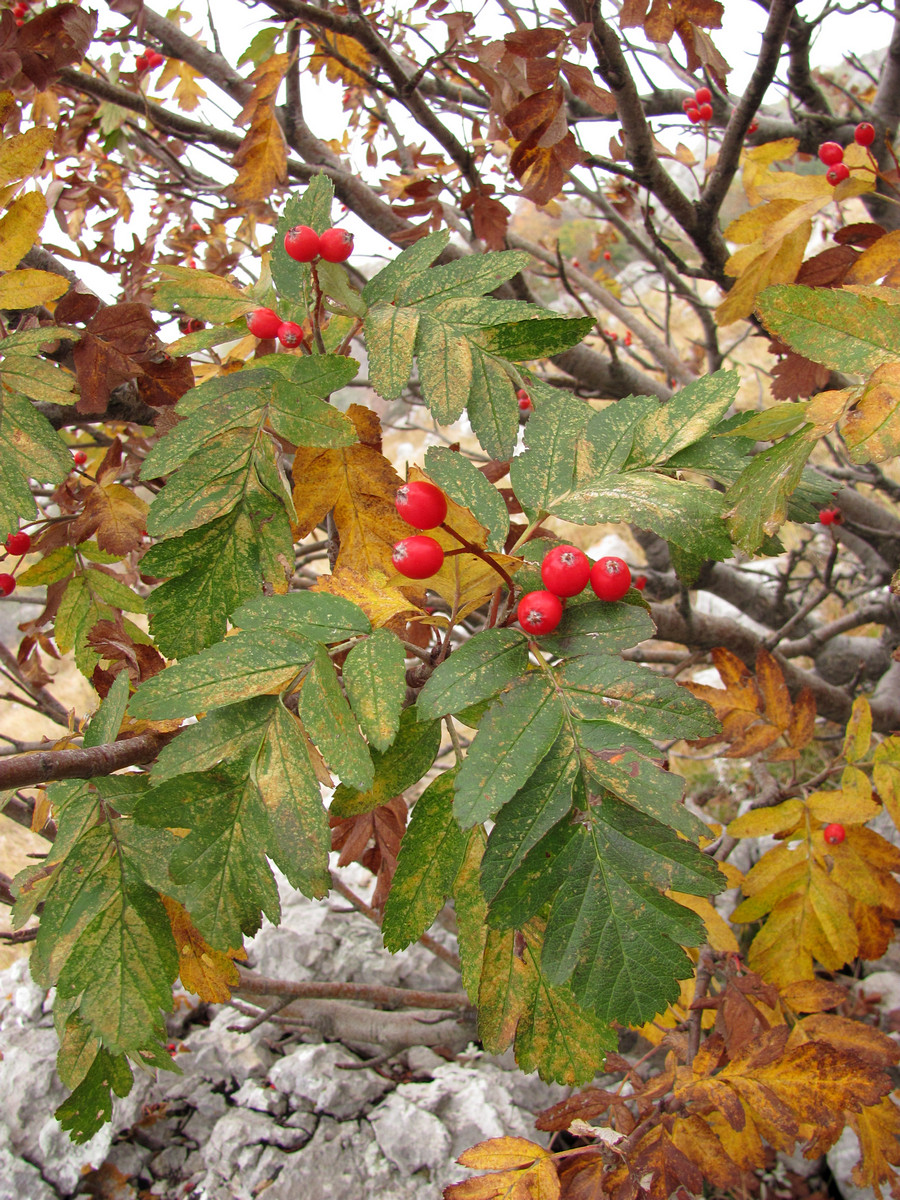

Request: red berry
left=392, top=535, right=444, bottom=579
left=623, top=331, right=632, bottom=346
left=698, top=102, right=713, bottom=122
left=0, top=574, right=15, bottom=597
left=571, top=258, right=580, bottom=269
left=517, top=389, right=533, bottom=412
left=318, top=227, right=354, bottom=263
left=686, top=106, right=701, bottom=124
left=395, top=481, right=447, bottom=530
left=277, top=321, right=305, bottom=348
left=634, top=574, right=647, bottom=591
left=541, top=545, right=591, bottom=598
left=855, top=122, right=875, bottom=147
left=148, top=50, right=164, bottom=68
left=135, top=54, right=148, bottom=72
left=590, top=556, right=632, bottom=602
left=694, top=86, right=712, bottom=104
left=517, top=590, right=563, bottom=635
left=12, top=2, right=26, bottom=15
left=246, top=307, right=282, bottom=339
left=5, top=531, right=31, bottom=555
left=178, top=317, right=204, bottom=334
left=818, top=141, right=844, bottom=166
left=826, top=162, right=851, bottom=185
left=603, top=250, right=612, bottom=261
left=284, top=225, right=320, bottom=263
left=823, top=822, right=846, bottom=845
left=681, top=98, right=695, bottom=114
left=819, top=508, right=834, bottom=525
left=747, top=119, right=759, bottom=135
left=72, top=449, right=88, bottom=465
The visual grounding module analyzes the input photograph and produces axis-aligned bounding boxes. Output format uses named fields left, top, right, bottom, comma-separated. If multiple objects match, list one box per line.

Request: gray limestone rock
left=267, top=1041, right=392, bottom=1119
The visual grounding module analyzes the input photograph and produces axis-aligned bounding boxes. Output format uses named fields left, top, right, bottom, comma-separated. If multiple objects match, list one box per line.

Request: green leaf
left=364, top=303, right=419, bottom=400
left=342, top=628, right=406, bottom=752
left=541, top=798, right=722, bottom=1025
left=452, top=828, right=489, bottom=1003
left=626, top=369, right=740, bottom=467
left=254, top=700, right=331, bottom=898
left=558, top=655, right=719, bottom=740
left=300, top=643, right=373, bottom=791
left=480, top=731, right=580, bottom=906
left=231, top=590, right=371, bottom=642
left=151, top=696, right=330, bottom=899
left=129, top=629, right=314, bottom=719
left=2, top=354, right=76, bottom=404
left=315, top=259, right=367, bottom=317
left=454, top=673, right=564, bottom=827
left=381, top=769, right=467, bottom=952
left=757, top=284, right=900, bottom=374
left=143, top=493, right=293, bottom=659
left=509, top=388, right=594, bottom=513
left=477, top=926, right=531, bottom=1053
left=330, top=706, right=440, bottom=816
left=237, top=26, right=282, bottom=67
left=0, top=391, right=73, bottom=535
left=55, top=1047, right=133, bottom=1144
left=137, top=764, right=281, bottom=947
left=154, top=265, right=256, bottom=324
left=414, top=313, right=474, bottom=424
left=396, top=251, right=531, bottom=306
left=467, top=347, right=520, bottom=461
left=723, top=402, right=810, bottom=441
left=83, top=671, right=129, bottom=749
left=554, top=471, right=732, bottom=559
left=424, top=446, right=509, bottom=552
left=478, top=315, right=595, bottom=360
left=724, top=429, right=817, bottom=554
left=362, top=230, right=450, bottom=305
left=16, top=544, right=75, bottom=586
left=539, top=599, right=654, bottom=659
left=417, top=627, right=528, bottom=720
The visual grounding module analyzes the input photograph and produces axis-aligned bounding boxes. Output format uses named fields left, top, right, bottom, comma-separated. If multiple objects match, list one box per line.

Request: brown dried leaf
left=330, top=795, right=408, bottom=909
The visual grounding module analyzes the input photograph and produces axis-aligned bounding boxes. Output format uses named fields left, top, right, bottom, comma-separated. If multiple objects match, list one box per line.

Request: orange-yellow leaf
left=845, top=229, right=900, bottom=284
left=727, top=798, right=804, bottom=839
left=850, top=1096, right=900, bottom=1198
left=155, top=59, right=207, bottom=112
left=162, top=895, right=246, bottom=1003
left=68, top=482, right=149, bottom=556
left=668, top=890, right=739, bottom=953
left=458, top=1138, right=551, bottom=1170
left=779, top=978, right=847, bottom=1013
left=313, top=564, right=424, bottom=629
left=755, top=647, right=792, bottom=730
left=0, top=191, right=47, bottom=272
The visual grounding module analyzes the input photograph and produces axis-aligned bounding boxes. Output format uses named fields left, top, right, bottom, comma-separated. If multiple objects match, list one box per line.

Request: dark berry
left=541, top=545, right=591, bottom=598
left=318, top=227, right=354, bottom=263
left=395, top=481, right=447, bottom=530
left=5, top=531, right=31, bottom=555
left=590, top=556, right=632, bottom=602
left=517, top=590, right=563, bottom=635
left=392, top=535, right=444, bottom=579
left=246, top=307, right=282, bottom=339
left=284, top=225, right=320, bottom=263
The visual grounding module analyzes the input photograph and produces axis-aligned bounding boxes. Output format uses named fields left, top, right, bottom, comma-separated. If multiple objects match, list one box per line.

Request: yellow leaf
left=807, top=777, right=880, bottom=825
left=162, top=895, right=246, bottom=1002
left=717, top=223, right=809, bottom=325
left=840, top=361, right=900, bottom=464
left=0, top=268, right=69, bottom=309
left=292, top=406, right=409, bottom=577
left=850, top=1096, right=900, bottom=1197
left=230, top=105, right=288, bottom=206
left=873, top=735, right=900, bottom=830
left=668, top=891, right=739, bottom=953
left=156, top=59, right=207, bottom=112
left=727, top=798, right=804, bottom=838
left=312, top=564, right=423, bottom=628
left=0, top=191, right=47, bottom=272
left=756, top=647, right=792, bottom=729
left=779, top=978, right=847, bottom=1013
left=0, top=126, right=53, bottom=188
left=309, top=31, right=372, bottom=86
left=458, top=1138, right=551, bottom=1170
left=845, top=229, right=900, bottom=284
left=806, top=388, right=854, bottom=434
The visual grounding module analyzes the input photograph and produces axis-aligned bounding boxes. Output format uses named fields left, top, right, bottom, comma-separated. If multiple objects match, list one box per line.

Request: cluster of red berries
left=391, top=482, right=448, bottom=579
left=819, top=506, right=842, bottom=526
left=682, top=85, right=713, bottom=126
left=819, top=124, right=876, bottom=185
left=516, top=388, right=533, bottom=413
left=135, top=49, right=164, bottom=73
left=284, top=225, right=354, bottom=265
left=245, top=306, right=312, bottom=350
left=0, top=530, right=31, bottom=596
left=824, top=822, right=845, bottom=845
left=11, top=0, right=30, bottom=25
left=517, top=549, right=634, bottom=635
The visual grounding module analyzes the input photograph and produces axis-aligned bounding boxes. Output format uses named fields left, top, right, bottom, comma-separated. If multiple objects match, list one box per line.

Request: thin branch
left=235, top=967, right=472, bottom=1011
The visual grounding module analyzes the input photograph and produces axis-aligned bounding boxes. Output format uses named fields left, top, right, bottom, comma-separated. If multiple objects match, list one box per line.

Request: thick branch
left=0, top=731, right=173, bottom=791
